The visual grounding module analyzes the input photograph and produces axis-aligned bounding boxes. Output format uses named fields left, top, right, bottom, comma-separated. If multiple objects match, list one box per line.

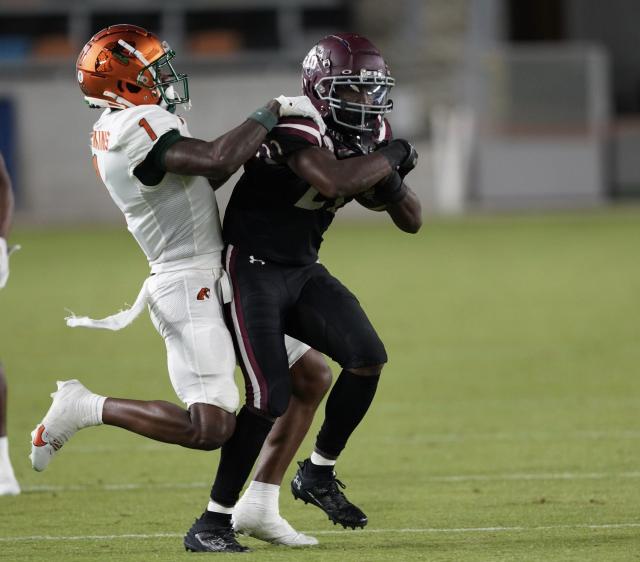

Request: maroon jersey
left=223, top=117, right=392, bottom=265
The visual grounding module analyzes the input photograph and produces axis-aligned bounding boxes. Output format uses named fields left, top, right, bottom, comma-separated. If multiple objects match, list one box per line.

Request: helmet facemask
left=316, top=71, right=394, bottom=133
left=118, top=39, right=190, bottom=109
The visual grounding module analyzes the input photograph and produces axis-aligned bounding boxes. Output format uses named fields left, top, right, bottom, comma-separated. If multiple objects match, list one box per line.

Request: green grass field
left=1, top=207, right=639, bottom=561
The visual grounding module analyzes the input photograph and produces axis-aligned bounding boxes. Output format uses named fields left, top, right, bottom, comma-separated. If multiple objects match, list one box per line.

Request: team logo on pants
left=196, top=287, right=211, bottom=300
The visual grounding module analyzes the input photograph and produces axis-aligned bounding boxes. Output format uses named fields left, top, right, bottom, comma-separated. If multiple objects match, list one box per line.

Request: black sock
left=210, top=406, right=274, bottom=507
left=315, top=370, right=380, bottom=458
left=200, top=511, right=231, bottom=527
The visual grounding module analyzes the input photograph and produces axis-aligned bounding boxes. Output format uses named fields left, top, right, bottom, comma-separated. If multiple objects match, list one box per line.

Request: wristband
left=248, top=107, right=279, bottom=132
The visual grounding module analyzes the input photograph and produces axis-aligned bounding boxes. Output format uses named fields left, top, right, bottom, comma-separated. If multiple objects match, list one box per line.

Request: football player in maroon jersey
left=200, top=33, right=421, bottom=548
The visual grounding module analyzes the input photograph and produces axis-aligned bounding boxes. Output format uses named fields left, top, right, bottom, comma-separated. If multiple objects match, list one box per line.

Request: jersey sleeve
left=265, top=117, right=323, bottom=162
left=114, top=105, right=183, bottom=177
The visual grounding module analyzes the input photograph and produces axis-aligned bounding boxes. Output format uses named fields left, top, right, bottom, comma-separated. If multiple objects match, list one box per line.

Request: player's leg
left=253, top=347, right=332, bottom=485
left=233, top=346, right=332, bottom=545
left=287, top=264, right=387, bottom=528
left=30, top=269, right=238, bottom=472
left=101, top=399, right=234, bottom=449
left=104, top=267, right=239, bottom=447
left=0, top=363, right=20, bottom=495
left=185, top=246, right=293, bottom=552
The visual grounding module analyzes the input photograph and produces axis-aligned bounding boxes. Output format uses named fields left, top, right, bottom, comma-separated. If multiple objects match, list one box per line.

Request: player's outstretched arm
left=162, top=100, right=283, bottom=182
left=287, top=139, right=416, bottom=200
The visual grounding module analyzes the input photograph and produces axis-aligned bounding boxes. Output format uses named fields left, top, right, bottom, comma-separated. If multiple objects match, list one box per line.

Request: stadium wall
left=0, top=72, right=433, bottom=225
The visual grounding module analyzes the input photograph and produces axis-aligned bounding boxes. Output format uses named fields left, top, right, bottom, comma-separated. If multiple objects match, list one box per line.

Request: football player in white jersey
left=0, top=150, right=20, bottom=496
left=29, top=24, right=333, bottom=552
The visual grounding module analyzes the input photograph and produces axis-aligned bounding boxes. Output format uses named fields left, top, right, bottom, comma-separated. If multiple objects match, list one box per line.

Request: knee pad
left=344, top=337, right=387, bottom=370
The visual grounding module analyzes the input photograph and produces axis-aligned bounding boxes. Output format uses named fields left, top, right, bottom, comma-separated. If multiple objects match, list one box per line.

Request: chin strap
left=84, top=92, right=135, bottom=109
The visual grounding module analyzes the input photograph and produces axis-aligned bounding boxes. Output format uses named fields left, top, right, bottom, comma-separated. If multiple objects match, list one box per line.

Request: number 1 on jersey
left=138, top=118, right=158, bottom=141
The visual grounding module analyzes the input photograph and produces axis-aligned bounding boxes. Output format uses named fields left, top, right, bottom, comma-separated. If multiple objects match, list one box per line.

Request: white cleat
left=232, top=499, right=318, bottom=547
left=30, top=379, right=99, bottom=472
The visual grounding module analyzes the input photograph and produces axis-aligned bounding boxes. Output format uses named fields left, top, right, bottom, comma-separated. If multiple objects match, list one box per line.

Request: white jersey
left=90, top=105, right=223, bottom=267
left=71, top=103, right=310, bottom=410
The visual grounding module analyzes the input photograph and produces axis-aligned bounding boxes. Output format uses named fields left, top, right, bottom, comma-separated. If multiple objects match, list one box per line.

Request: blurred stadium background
left=1, top=0, right=640, bottom=221
left=2, top=2, right=640, bottom=560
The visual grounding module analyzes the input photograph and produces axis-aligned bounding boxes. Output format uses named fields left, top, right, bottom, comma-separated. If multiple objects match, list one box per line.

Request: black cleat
left=184, top=518, right=250, bottom=553
left=291, top=459, right=368, bottom=529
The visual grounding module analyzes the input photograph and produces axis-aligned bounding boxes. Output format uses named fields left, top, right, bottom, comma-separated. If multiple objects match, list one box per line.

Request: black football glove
left=376, top=139, right=418, bottom=178
left=397, top=141, right=418, bottom=179
left=355, top=171, right=407, bottom=211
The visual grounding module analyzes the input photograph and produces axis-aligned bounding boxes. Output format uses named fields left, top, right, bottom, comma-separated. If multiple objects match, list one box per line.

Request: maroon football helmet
left=302, top=33, right=394, bottom=135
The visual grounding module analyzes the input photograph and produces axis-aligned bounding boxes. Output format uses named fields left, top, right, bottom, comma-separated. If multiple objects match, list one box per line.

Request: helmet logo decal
left=95, top=50, right=111, bottom=71
left=95, top=42, right=132, bottom=73
left=302, top=47, right=321, bottom=76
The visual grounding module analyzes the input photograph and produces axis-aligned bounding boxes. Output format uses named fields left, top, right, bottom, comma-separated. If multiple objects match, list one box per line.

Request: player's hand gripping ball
left=396, top=140, right=418, bottom=179
left=378, top=139, right=418, bottom=179
left=355, top=172, right=406, bottom=212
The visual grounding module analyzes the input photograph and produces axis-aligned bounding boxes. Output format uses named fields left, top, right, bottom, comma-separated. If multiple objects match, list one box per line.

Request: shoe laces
left=317, top=474, right=348, bottom=498
left=220, top=527, right=239, bottom=542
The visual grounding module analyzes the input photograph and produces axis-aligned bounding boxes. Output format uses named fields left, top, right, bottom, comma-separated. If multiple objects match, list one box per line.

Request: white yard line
left=66, top=429, right=640, bottom=453
left=19, top=470, right=640, bottom=494
left=428, top=471, right=640, bottom=482
left=2, top=523, right=640, bottom=543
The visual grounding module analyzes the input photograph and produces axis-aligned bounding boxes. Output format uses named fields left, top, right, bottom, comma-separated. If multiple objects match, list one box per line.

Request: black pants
left=224, top=244, right=387, bottom=418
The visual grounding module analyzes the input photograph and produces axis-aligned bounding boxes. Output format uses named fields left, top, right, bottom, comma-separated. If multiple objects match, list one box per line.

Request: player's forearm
left=163, top=101, right=280, bottom=180
left=325, top=153, right=394, bottom=198
left=204, top=100, right=281, bottom=181
left=386, top=185, right=422, bottom=234
left=289, top=148, right=393, bottom=200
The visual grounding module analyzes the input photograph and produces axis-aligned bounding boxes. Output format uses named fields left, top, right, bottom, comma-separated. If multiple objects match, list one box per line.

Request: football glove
left=397, top=141, right=418, bottom=179
left=275, top=95, right=326, bottom=135
left=355, top=171, right=407, bottom=212
left=377, top=139, right=418, bottom=178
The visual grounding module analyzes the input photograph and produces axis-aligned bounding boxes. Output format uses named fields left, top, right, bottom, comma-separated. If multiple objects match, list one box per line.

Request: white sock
left=240, top=480, right=280, bottom=512
left=311, top=451, right=336, bottom=467
left=207, top=499, right=234, bottom=514
left=0, top=436, right=17, bottom=481
left=90, top=394, right=107, bottom=425
left=63, top=381, right=106, bottom=427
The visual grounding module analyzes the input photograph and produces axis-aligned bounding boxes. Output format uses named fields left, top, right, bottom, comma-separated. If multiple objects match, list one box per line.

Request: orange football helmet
left=76, top=24, right=189, bottom=110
